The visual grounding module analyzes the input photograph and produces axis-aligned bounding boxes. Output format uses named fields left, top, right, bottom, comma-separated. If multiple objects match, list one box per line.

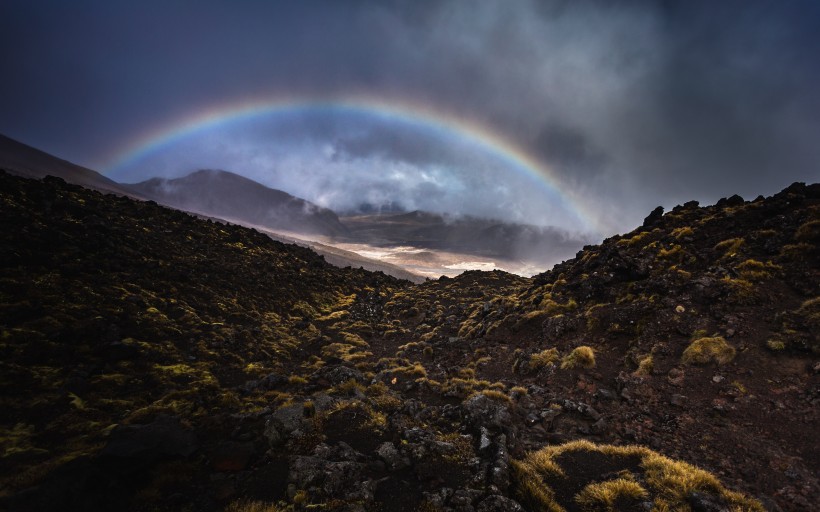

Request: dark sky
left=1, top=0, right=819, bottom=235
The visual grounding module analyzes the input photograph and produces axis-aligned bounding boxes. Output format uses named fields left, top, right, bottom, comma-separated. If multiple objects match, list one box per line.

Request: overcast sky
left=1, top=0, right=818, bottom=236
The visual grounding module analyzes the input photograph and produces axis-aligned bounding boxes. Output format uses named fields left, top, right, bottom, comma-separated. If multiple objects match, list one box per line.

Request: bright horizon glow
left=103, top=94, right=602, bottom=235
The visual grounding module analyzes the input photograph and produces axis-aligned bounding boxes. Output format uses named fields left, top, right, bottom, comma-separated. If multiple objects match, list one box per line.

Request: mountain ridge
left=130, top=169, right=351, bottom=238
left=0, top=133, right=138, bottom=197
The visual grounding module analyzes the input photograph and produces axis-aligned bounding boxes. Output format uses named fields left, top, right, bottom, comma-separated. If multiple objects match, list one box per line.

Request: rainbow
left=103, top=95, right=601, bottom=234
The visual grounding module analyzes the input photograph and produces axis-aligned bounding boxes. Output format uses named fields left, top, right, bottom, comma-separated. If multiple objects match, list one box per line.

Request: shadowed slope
left=0, top=134, right=137, bottom=196
left=131, top=169, right=350, bottom=237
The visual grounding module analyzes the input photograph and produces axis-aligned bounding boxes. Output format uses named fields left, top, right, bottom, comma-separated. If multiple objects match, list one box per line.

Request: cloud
left=1, top=0, right=818, bottom=236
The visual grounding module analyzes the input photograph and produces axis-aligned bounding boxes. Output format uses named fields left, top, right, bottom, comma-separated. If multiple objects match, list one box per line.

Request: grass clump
left=510, top=386, right=528, bottom=398
left=616, top=230, right=651, bottom=248
left=795, top=219, right=820, bottom=242
left=681, top=337, right=736, bottom=365
left=288, top=375, right=307, bottom=385
left=657, top=244, right=683, bottom=260
left=512, top=440, right=764, bottom=512
left=671, top=226, right=694, bottom=239
left=633, top=355, right=654, bottom=376
left=714, top=237, right=744, bottom=259
left=477, top=388, right=512, bottom=404
left=720, top=276, right=756, bottom=302
left=735, top=259, right=780, bottom=281
left=575, top=476, right=648, bottom=510
left=765, top=339, right=786, bottom=351
left=560, top=346, right=596, bottom=370
left=779, top=242, right=814, bottom=260
left=529, top=348, right=560, bottom=371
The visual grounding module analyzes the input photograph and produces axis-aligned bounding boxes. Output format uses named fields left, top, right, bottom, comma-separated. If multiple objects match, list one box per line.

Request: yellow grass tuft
left=513, top=441, right=764, bottom=512
left=681, top=337, right=736, bottom=365
left=560, top=346, right=596, bottom=369
left=575, top=476, right=648, bottom=509
left=714, top=237, right=744, bottom=258
left=634, top=355, right=654, bottom=376
left=529, top=348, right=560, bottom=371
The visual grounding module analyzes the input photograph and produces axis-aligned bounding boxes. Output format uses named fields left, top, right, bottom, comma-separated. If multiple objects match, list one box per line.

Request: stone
left=376, top=442, right=407, bottom=470
left=288, top=455, right=365, bottom=496
left=591, top=418, right=609, bottom=434
left=580, top=404, right=601, bottom=421
left=479, top=427, right=492, bottom=451
left=642, top=206, right=664, bottom=227
left=477, top=495, right=525, bottom=512
left=316, top=365, right=364, bottom=385
left=670, top=394, right=688, bottom=407
left=264, top=403, right=311, bottom=447
left=667, top=368, right=685, bottom=387
left=463, top=394, right=512, bottom=432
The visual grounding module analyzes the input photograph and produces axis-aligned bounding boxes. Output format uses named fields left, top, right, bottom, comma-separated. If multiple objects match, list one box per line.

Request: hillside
left=0, top=134, right=138, bottom=197
left=131, top=170, right=350, bottom=238
left=0, top=170, right=817, bottom=511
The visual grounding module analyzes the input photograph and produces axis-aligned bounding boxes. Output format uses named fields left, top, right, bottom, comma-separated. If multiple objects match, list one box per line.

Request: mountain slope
left=0, top=134, right=137, bottom=196
left=2, top=170, right=814, bottom=510
left=131, top=169, right=350, bottom=237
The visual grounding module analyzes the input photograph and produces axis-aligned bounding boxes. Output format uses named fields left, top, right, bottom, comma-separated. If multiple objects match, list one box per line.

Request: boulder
left=463, top=394, right=512, bottom=432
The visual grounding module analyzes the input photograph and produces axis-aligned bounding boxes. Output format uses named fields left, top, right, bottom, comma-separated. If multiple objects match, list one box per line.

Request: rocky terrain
left=0, top=169, right=817, bottom=511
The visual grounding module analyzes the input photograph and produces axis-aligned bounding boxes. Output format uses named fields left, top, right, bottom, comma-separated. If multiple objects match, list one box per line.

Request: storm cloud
left=1, top=0, right=818, bottom=235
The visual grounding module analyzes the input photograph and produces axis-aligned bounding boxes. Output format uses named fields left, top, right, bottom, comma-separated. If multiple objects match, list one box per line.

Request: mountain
left=0, top=134, right=424, bottom=281
left=131, top=169, right=350, bottom=237
left=341, top=210, right=589, bottom=263
left=0, top=133, right=137, bottom=196
left=1, top=169, right=816, bottom=511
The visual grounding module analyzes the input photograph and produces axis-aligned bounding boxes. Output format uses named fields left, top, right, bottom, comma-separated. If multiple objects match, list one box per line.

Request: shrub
left=671, top=226, right=694, bottom=239
left=560, top=346, right=596, bottom=369
left=617, top=230, right=651, bottom=248
left=735, top=259, right=780, bottom=281
left=681, top=337, right=736, bottom=365
left=765, top=339, right=785, bottom=351
left=658, top=244, right=683, bottom=260
left=714, top=238, right=744, bottom=259
left=478, top=389, right=512, bottom=404
left=510, top=386, right=528, bottom=399
left=795, top=219, right=820, bottom=242
left=634, top=355, right=654, bottom=376
left=529, top=348, right=560, bottom=371
left=288, top=375, right=308, bottom=385
left=779, top=243, right=813, bottom=260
